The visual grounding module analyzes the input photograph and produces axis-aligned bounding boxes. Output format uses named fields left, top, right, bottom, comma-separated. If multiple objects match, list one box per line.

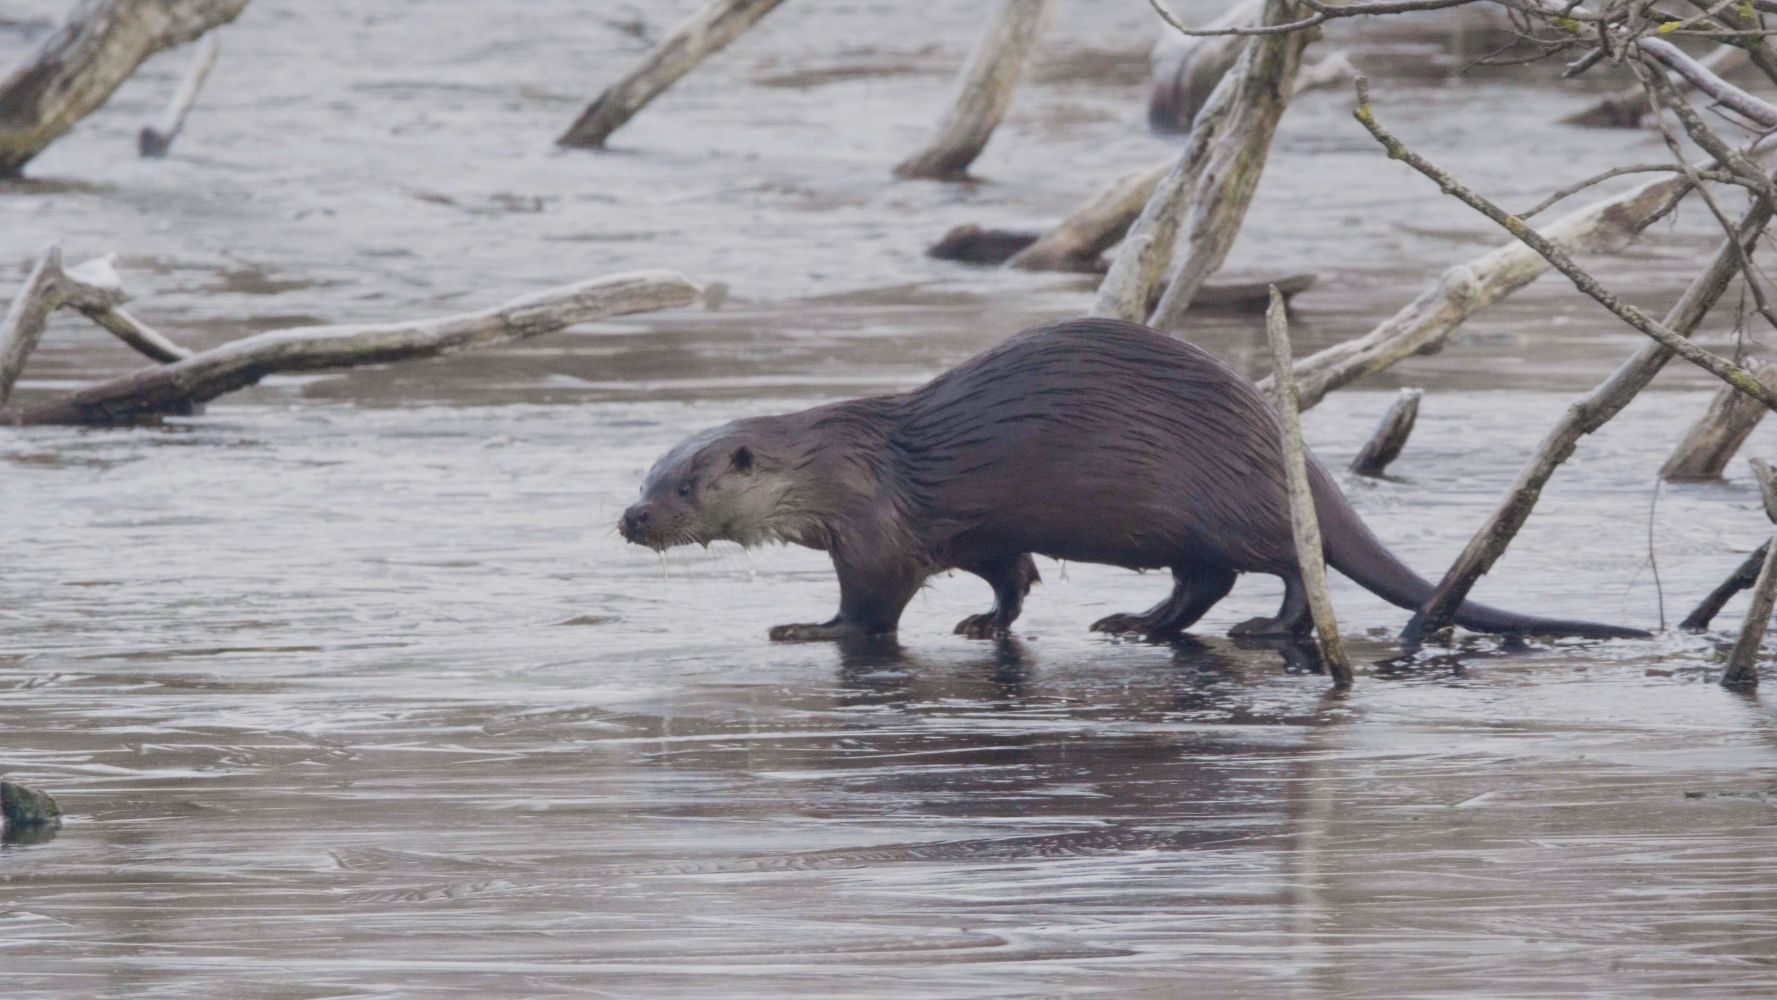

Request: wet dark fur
left=621, top=318, right=1648, bottom=643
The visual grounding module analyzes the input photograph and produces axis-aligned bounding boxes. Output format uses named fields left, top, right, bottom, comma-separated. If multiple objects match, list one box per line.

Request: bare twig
left=1265, top=287, right=1352, bottom=686
left=1353, top=76, right=1777, bottom=411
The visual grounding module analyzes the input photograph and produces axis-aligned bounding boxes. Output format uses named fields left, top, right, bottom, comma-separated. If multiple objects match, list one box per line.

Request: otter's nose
left=620, top=504, right=651, bottom=541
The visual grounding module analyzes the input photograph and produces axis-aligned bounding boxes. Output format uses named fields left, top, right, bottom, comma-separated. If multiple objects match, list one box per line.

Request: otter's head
left=620, top=422, right=798, bottom=551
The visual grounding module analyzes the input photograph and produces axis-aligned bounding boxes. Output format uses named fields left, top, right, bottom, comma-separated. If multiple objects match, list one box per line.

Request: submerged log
left=0, top=0, right=248, bottom=176
left=1265, top=287, right=1352, bottom=686
left=1008, top=161, right=1170, bottom=271
left=1724, top=459, right=1777, bottom=689
left=557, top=0, right=788, bottom=150
left=893, top=0, right=1053, bottom=180
left=2, top=269, right=699, bottom=426
left=1662, top=360, right=1777, bottom=482
left=1349, top=387, right=1421, bottom=478
left=138, top=30, right=220, bottom=157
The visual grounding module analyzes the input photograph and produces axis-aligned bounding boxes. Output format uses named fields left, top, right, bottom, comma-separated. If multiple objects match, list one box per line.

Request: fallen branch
left=1349, top=387, right=1421, bottom=477
left=138, top=30, right=220, bottom=157
left=557, top=0, right=788, bottom=150
left=1681, top=539, right=1769, bottom=630
left=1147, top=9, right=1310, bottom=330
left=1723, top=458, right=1777, bottom=689
left=1561, top=43, right=1744, bottom=128
left=894, top=0, right=1053, bottom=180
left=2, top=270, right=699, bottom=426
left=1401, top=198, right=1772, bottom=642
left=1353, top=77, right=1777, bottom=412
left=1265, top=286, right=1352, bottom=686
left=1259, top=171, right=1689, bottom=410
left=1662, top=360, right=1777, bottom=481
left=0, top=0, right=247, bottom=176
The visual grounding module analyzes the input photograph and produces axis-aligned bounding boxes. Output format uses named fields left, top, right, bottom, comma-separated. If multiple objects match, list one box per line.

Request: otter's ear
left=729, top=446, right=755, bottom=474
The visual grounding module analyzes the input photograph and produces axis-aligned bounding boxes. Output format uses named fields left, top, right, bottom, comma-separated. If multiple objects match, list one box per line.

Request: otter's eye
left=676, top=480, right=693, bottom=497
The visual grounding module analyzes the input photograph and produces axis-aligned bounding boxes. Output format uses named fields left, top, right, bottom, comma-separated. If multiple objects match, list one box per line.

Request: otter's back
left=892, top=318, right=1296, bottom=570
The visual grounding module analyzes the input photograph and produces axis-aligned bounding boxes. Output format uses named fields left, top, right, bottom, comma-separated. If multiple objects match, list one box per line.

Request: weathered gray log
left=0, top=247, right=192, bottom=405
left=2, top=270, right=700, bottom=425
left=557, top=0, right=788, bottom=150
left=1147, top=0, right=1262, bottom=132
left=1562, top=44, right=1745, bottom=128
left=1662, top=360, right=1777, bottom=482
left=1095, top=0, right=1301, bottom=322
left=1724, top=459, right=1777, bottom=689
left=893, top=0, right=1053, bottom=180
left=1258, top=171, right=1687, bottom=411
left=1, top=780, right=62, bottom=827
left=138, top=29, right=219, bottom=157
left=1682, top=539, right=1769, bottom=631
left=0, top=0, right=248, bottom=176
left=1349, top=387, right=1421, bottom=477
left=1146, top=7, right=1309, bottom=330
left=1401, top=199, right=1772, bottom=642
left=1008, top=161, right=1170, bottom=271
left=1265, top=286, right=1352, bottom=685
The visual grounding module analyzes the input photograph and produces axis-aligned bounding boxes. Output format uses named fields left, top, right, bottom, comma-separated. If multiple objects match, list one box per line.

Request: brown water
left=5, top=2, right=1777, bottom=997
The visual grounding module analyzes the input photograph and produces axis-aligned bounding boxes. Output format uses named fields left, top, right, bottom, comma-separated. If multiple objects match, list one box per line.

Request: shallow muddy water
left=5, top=1, right=1777, bottom=997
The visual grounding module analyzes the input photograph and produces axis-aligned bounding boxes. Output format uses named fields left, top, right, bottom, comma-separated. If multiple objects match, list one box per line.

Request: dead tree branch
left=557, top=0, right=788, bottom=150
left=0, top=0, right=247, bottom=176
left=1265, top=287, right=1353, bottom=686
left=1353, top=77, right=1777, bottom=411
left=1, top=270, right=699, bottom=426
left=894, top=0, right=1053, bottom=180
left=139, top=30, right=220, bottom=157
left=1682, top=539, right=1769, bottom=630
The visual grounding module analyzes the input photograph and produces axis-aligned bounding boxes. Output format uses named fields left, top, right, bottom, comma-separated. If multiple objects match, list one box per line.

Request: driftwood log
left=1260, top=171, right=1688, bottom=411
left=557, top=0, right=788, bottom=150
left=1723, top=459, right=1777, bottom=689
left=893, top=0, right=1052, bottom=180
left=1009, top=161, right=1170, bottom=271
left=1265, top=286, right=1352, bottom=685
left=0, top=0, right=248, bottom=176
left=0, top=258, right=698, bottom=425
left=1662, top=360, right=1777, bottom=482
left=138, top=30, right=220, bottom=157
left=1349, top=387, right=1421, bottom=477
left=1095, top=0, right=1305, bottom=323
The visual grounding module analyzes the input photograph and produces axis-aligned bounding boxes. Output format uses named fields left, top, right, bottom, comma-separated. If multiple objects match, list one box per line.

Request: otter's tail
left=1309, top=468, right=1649, bottom=640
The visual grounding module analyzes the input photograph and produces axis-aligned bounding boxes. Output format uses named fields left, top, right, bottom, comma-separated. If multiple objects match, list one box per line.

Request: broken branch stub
left=1562, top=44, right=1745, bottom=128
left=139, top=30, right=220, bottom=157
left=557, top=0, right=788, bottom=150
left=893, top=0, right=1053, bottom=180
left=3, top=271, right=700, bottom=426
left=0, top=0, right=248, bottom=176
left=1682, top=540, right=1770, bottom=631
left=1349, top=387, right=1421, bottom=477
left=1265, top=287, right=1352, bottom=686
left=1662, top=361, right=1777, bottom=482
left=1007, top=161, right=1169, bottom=271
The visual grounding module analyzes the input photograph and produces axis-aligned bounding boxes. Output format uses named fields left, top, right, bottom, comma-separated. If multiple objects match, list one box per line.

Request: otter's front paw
left=1229, top=615, right=1297, bottom=638
left=1090, top=612, right=1152, bottom=636
left=953, top=613, right=1010, bottom=639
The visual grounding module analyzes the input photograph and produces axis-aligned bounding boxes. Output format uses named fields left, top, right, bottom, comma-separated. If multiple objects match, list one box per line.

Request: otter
left=620, top=318, right=1647, bottom=643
